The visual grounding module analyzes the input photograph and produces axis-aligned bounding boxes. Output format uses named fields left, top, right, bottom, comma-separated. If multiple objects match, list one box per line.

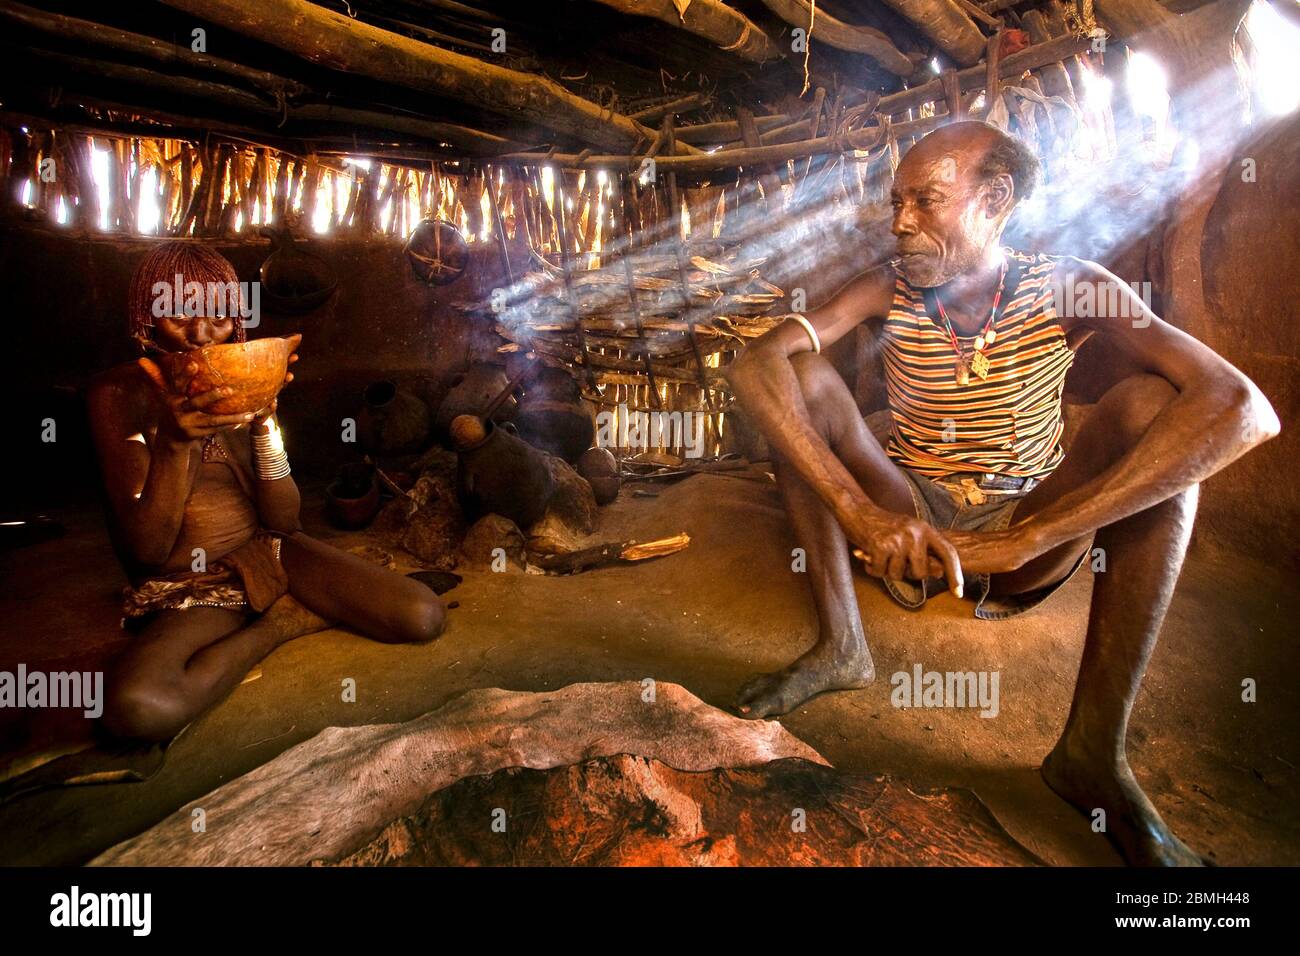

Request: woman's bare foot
left=735, top=640, right=875, bottom=719
left=1041, top=732, right=1207, bottom=867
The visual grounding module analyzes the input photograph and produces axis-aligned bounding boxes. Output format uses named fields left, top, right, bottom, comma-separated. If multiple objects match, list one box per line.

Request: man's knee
left=788, top=351, right=838, bottom=398
left=101, top=680, right=189, bottom=742
left=1101, top=373, right=1178, bottom=448
left=788, top=352, right=853, bottom=439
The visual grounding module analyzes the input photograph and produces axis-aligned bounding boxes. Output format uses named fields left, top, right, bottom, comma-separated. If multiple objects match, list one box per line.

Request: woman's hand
left=137, top=357, right=255, bottom=442
left=252, top=335, right=301, bottom=425
left=843, top=507, right=964, bottom=597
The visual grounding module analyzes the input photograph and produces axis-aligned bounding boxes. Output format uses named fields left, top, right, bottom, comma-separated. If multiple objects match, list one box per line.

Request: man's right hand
left=844, top=507, right=964, bottom=598
left=138, top=357, right=255, bottom=442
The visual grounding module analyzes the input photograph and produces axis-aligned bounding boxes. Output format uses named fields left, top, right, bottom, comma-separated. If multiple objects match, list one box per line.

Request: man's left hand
left=944, top=525, right=1042, bottom=575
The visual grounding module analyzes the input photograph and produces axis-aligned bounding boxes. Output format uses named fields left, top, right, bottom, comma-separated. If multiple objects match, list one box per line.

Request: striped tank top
left=882, top=250, right=1072, bottom=479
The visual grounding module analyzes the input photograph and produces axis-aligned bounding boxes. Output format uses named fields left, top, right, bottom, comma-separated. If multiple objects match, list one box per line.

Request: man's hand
left=846, top=508, right=964, bottom=597
left=944, top=525, right=1043, bottom=575
left=137, top=357, right=254, bottom=442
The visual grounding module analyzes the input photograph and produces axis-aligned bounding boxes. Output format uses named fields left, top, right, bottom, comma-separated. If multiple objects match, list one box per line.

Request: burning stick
left=531, top=533, right=690, bottom=574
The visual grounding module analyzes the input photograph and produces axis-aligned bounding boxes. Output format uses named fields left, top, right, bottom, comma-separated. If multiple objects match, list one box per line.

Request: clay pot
left=454, top=418, right=556, bottom=528
left=513, top=367, right=595, bottom=464
left=433, top=364, right=513, bottom=438
left=325, top=462, right=382, bottom=530
left=259, top=228, right=336, bottom=314
left=156, top=336, right=296, bottom=415
left=576, top=446, right=621, bottom=505
left=356, top=380, right=432, bottom=456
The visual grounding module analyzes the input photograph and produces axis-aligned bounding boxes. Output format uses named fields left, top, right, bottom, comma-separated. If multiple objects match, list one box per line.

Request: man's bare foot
left=1041, top=733, right=1207, bottom=867
left=735, top=641, right=875, bottom=720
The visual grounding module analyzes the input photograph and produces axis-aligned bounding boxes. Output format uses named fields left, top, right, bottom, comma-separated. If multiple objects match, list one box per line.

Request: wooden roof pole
left=588, top=0, right=781, bottom=63
left=755, top=0, right=915, bottom=75
left=154, top=0, right=700, bottom=156
left=11, top=45, right=528, bottom=157
left=876, top=0, right=987, bottom=66
left=0, top=1, right=308, bottom=101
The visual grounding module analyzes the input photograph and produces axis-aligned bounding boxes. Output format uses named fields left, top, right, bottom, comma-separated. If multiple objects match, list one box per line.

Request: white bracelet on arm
left=787, top=313, right=821, bottom=355
left=252, top=417, right=291, bottom=481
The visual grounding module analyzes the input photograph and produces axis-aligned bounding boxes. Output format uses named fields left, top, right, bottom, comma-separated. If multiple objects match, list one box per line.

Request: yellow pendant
left=985, top=328, right=997, bottom=345
left=971, top=350, right=991, bottom=379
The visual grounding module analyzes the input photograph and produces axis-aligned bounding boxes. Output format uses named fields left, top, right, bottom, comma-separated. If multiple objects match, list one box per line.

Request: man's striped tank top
left=882, top=249, right=1072, bottom=480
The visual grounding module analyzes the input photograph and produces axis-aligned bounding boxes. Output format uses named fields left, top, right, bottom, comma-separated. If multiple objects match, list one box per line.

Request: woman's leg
left=279, top=532, right=445, bottom=645
left=103, top=596, right=329, bottom=741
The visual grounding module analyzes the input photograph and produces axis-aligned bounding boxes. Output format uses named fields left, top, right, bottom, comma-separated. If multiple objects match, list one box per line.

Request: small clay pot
left=356, top=380, right=433, bottom=456
left=326, top=462, right=381, bottom=530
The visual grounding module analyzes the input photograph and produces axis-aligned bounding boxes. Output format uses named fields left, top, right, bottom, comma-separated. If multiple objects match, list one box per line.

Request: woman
left=88, top=243, right=444, bottom=742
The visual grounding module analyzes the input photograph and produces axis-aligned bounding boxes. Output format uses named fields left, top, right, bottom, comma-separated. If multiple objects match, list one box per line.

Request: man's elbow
left=1232, top=378, right=1281, bottom=447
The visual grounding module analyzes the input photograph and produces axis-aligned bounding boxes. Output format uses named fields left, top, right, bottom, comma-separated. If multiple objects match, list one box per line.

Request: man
left=727, top=121, right=1279, bottom=866
left=88, top=242, right=445, bottom=743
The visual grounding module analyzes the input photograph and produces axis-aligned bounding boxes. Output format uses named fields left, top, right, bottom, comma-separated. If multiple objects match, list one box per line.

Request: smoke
left=487, top=1, right=1298, bottom=335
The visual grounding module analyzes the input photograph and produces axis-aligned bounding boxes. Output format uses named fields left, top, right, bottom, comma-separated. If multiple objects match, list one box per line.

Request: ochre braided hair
left=128, top=242, right=247, bottom=353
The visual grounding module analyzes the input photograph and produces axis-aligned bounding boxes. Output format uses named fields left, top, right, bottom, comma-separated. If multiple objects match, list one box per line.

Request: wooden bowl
left=159, top=336, right=296, bottom=415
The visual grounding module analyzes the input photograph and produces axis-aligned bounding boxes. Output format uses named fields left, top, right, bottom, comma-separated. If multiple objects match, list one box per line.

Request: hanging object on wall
left=406, top=218, right=470, bottom=285
left=259, top=227, right=337, bottom=314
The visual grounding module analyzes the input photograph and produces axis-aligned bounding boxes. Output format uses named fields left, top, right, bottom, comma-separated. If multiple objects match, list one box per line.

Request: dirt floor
left=1, top=468, right=1297, bottom=866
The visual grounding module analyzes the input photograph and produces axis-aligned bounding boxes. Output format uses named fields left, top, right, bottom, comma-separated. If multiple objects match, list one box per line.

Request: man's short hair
left=977, top=128, right=1041, bottom=203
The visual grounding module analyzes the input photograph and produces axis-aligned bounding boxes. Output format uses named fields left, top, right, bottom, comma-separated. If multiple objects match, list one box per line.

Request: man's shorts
left=880, top=467, right=1088, bottom=621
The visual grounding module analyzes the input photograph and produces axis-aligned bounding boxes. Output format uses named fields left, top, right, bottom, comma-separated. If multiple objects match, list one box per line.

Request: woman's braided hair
left=128, top=242, right=246, bottom=353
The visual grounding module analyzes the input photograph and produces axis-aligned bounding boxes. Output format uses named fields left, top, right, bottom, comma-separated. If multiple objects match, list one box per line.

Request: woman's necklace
left=935, top=258, right=1007, bottom=385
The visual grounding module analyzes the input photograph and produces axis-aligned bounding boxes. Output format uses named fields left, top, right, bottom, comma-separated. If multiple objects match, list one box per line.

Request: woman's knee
left=101, top=680, right=190, bottom=742
left=385, top=586, right=445, bottom=644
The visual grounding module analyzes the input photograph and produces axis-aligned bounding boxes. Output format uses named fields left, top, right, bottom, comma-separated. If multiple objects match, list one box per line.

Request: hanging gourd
left=405, top=217, right=469, bottom=285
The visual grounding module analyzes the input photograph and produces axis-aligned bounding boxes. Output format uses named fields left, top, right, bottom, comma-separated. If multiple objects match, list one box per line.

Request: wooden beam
left=675, top=113, right=794, bottom=145
left=588, top=0, right=781, bottom=63
left=876, top=33, right=1092, bottom=116
left=9, top=45, right=528, bottom=157
left=755, top=0, right=915, bottom=75
left=629, top=94, right=707, bottom=123
left=953, top=0, right=1004, bottom=29
left=490, top=116, right=955, bottom=173
left=877, top=0, right=987, bottom=66
left=154, top=0, right=698, bottom=155
left=0, top=1, right=309, bottom=101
